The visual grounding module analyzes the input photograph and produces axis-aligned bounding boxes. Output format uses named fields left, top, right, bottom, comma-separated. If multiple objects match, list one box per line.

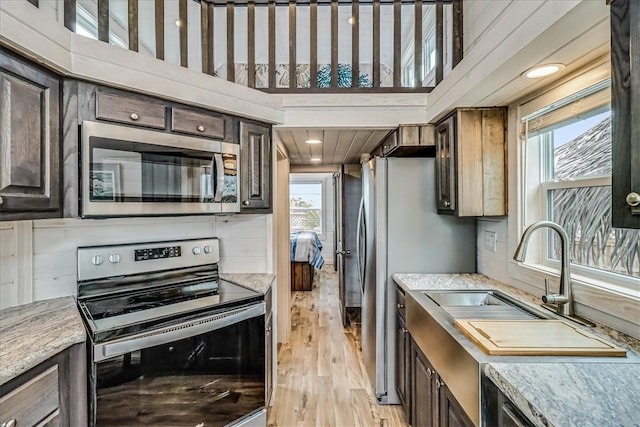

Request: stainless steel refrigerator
left=357, top=157, right=476, bottom=404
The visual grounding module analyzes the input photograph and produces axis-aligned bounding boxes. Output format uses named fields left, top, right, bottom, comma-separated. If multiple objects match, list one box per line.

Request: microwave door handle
left=213, top=153, right=224, bottom=202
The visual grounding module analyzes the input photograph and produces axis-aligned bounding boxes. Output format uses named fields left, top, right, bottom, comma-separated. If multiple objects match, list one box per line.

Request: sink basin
left=423, top=290, right=550, bottom=320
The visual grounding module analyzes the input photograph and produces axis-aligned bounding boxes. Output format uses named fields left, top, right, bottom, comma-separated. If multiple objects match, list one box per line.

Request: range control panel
left=135, top=246, right=182, bottom=262
left=78, top=238, right=220, bottom=282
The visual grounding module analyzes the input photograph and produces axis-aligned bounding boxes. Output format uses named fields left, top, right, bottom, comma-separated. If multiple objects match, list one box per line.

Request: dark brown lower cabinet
left=396, top=313, right=411, bottom=422
left=265, top=310, right=273, bottom=405
left=411, top=338, right=473, bottom=427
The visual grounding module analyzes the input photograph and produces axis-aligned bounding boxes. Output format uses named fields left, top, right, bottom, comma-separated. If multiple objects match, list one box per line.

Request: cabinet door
left=439, top=381, right=474, bottom=427
left=412, top=341, right=437, bottom=427
left=265, top=313, right=274, bottom=405
left=0, top=51, right=61, bottom=220
left=610, top=0, right=640, bottom=228
left=240, top=122, right=272, bottom=211
left=396, top=313, right=409, bottom=417
left=435, top=115, right=456, bottom=213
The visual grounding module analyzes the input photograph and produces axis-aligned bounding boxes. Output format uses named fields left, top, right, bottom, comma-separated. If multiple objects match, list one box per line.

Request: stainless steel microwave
left=81, top=121, right=240, bottom=217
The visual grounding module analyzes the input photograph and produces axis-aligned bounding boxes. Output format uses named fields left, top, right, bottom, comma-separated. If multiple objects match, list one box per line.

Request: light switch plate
left=484, top=231, right=497, bottom=253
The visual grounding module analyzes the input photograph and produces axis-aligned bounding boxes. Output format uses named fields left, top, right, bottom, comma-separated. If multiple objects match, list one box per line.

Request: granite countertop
left=220, top=273, right=275, bottom=294
left=0, top=296, right=86, bottom=386
left=393, top=273, right=640, bottom=427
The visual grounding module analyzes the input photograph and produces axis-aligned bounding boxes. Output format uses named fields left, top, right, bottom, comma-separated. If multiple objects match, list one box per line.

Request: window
left=423, top=31, right=436, bottom=76
left=521, top=80, right=640, bottom=284
left=290, top=182, right=323, bottom=236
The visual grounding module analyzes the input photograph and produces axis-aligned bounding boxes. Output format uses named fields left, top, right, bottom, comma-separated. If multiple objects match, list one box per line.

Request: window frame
left=515, top=65, right=639, bottom=294
left=289, top=180, right=326, bottom=239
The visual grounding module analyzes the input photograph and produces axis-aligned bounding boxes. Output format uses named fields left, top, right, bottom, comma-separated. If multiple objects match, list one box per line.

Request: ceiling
left=276, top=128, right=393, bottom=165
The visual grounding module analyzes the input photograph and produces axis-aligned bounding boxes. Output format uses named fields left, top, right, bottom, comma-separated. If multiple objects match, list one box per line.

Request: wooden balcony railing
left=30, top=0, right=463, bottom=93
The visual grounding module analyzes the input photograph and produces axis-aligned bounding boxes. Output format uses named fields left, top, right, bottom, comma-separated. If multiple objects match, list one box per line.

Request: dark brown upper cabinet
left=610, top=0, right=640, bottom=229
left=240, top=121, right=272, bottom=212
left=0, top=50, right=62, bottom=221
left=435, top=107, right=507, bottom=217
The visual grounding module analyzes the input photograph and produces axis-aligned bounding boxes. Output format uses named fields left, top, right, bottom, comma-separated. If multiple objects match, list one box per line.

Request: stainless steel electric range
left=76, top=238, right=266, bottom=427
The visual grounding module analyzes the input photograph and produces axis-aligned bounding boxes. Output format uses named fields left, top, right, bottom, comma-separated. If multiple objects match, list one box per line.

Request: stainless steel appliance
left=77, top=238, right=266, bottom=426
left=81, top=121, right=240, bottom=217
left=357, top=157, right=476, bottom=404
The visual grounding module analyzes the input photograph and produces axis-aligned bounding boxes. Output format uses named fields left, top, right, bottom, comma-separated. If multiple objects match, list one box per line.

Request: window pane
left=290, top=182, right=323, bottom=235
left=548, top=186, right=640, bottom=277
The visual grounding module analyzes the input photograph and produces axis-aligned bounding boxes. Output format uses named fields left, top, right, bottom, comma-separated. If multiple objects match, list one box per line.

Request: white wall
left=289, top=173, right=335, bottom=267
left=0, top=215, right=271, bottom=310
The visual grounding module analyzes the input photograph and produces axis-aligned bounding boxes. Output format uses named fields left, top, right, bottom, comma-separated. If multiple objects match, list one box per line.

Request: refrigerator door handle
left=357, top=197, right=366, bottom=292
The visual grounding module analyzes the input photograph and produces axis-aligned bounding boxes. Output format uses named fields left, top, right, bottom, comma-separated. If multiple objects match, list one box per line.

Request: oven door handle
left=94, top=302, right=265, bottom=362
left=213, top=153, right=225, bottom=202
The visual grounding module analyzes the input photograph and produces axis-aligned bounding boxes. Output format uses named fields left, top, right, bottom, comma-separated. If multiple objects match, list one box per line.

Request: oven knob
left=91, top=255, right=104, bottom=266
left=192, top=247, right=202, bottom=255
left=108, top=254, right=121, bottom=264
left=204, top=245, right=212, bottom=254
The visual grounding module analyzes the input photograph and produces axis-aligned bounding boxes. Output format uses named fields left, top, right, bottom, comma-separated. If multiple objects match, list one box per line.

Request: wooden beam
left=98, top=0, right=109, bottom=43
left=64, top=0, right=76, bottom=31
left=227, top=1, right=235, bottom=81
left=414, top=0, right=422, bottom=87
left=179, top=0, right=188, bottom=67
left=393, top=0, right=401, bottom=87
left=351, top=0, right=359, bottom=88
left=373, top=0, right=380, bottom=87
left=155, top=0, right=165, bottom=60
left=331, top=0, right=338, bottom=88
left=435, top=0, right=443, bottom=84
left=310, top=0, right=318, bottom=88
left=269, top=1, right=276, bottom=88
left=452, top=0, right=463, bottom=67
left=289, top=1, right=297, bottom=88
left=248, top=1, right=256, bottom=87
left=202, top=0, right=214, bottom=74
left=128, top=0, right=139, bottom=52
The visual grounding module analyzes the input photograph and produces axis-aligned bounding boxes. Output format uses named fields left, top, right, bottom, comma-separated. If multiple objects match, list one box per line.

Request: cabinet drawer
left=96, top=91, right=166, bottom=129
left=171, top=108, right=225, bottom=139
left=0, top=365, right=60, bottom=427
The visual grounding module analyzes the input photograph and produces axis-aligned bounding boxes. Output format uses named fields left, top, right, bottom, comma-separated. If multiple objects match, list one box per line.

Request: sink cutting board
left=454, top=319, right=627, bottom=356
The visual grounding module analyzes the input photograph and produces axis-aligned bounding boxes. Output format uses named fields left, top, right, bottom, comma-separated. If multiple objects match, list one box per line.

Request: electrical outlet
left=484, top=231, right=497, bottom=253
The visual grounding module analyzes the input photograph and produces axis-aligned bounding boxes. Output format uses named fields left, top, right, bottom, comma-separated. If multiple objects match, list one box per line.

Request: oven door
left=82, top=121, right=240, bottom=217
left=89, top=302, right=265, bottom=427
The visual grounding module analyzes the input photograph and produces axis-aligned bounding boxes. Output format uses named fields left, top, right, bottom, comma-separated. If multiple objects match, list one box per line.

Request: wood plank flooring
left=267, top=268, right=408, bottom=427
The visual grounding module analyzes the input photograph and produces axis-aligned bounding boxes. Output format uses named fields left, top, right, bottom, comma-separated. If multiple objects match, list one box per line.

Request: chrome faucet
left=513, top=221, right=574, bottom=316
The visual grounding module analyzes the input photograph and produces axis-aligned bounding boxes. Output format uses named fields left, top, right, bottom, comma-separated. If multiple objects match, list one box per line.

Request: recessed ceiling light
left=305, top=139, right=322, bottom=144
left=523, top=63, right=565, bottom=79
left=310, top=158, right=321, bottom=162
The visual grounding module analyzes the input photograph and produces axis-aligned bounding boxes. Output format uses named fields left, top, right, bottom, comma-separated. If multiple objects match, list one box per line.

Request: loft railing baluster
left=128, top=0, right=139, bottom=52
left=98, top=0, right=109, bottom=43
left=452, top=0, right=463, bottom=67
left=202, top=0, right=214, bottom=74
left=414, top=0, right=422, bottom=88
left=289, top=1, right=297, bottom=88
left=179, top=0, right=188, bottom=67
left=393, top=0, right=401, bottom=88
left=310, top=0, right=318, bottom=89
left=227, top=1, right=235, bottom=81
left=64, top=0, right=76, bottom=31
left=268, top=1, right=276, bottom=88
left=248, top=1, right=256, bottom=87
left=373, top=0, right=380, bottom=88
left=155, top=0, right=165, bottom=60
left=351, top=0, right=359, bottom=88
left=435, top=0, right=443, bottom=85
left=331, top=0, right=338, bottom=88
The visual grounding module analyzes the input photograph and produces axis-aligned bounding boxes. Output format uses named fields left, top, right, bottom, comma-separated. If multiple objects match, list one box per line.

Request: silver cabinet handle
left=266, top=327, right=271, bottom=334
left=243, top=200, right=250, bottom=206
left=397, top=303, right=404, bottom=309
left=436, top=378, right=444, bottom=388
left=626, top=192, right=640, bottom=207
left=130, top=112, right=139, bottom=121
left=443, top=200, right=451, bottom=207
left=2, top=419, right=17, bottom=427
left=197, top=125, right=206, bottom=132
left=426, top=368, right=433, bottom=377
left=400, top=327, right=408, bottom=334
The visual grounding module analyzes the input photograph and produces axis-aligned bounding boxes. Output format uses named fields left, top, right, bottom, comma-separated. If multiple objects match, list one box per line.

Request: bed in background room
left=290, top=231, right=324, bottom=291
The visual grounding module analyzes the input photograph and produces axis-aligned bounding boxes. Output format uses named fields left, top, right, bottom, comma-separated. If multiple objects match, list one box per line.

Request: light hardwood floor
left=267, top=268, right=408, bottom=427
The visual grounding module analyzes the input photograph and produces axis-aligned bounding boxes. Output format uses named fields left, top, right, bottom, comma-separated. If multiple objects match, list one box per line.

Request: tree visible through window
left=290, top=182, right=323, bottom=236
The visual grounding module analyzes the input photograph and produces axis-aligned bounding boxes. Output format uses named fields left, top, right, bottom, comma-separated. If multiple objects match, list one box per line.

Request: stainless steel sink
left=423, top=290, right=550, bottom=320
